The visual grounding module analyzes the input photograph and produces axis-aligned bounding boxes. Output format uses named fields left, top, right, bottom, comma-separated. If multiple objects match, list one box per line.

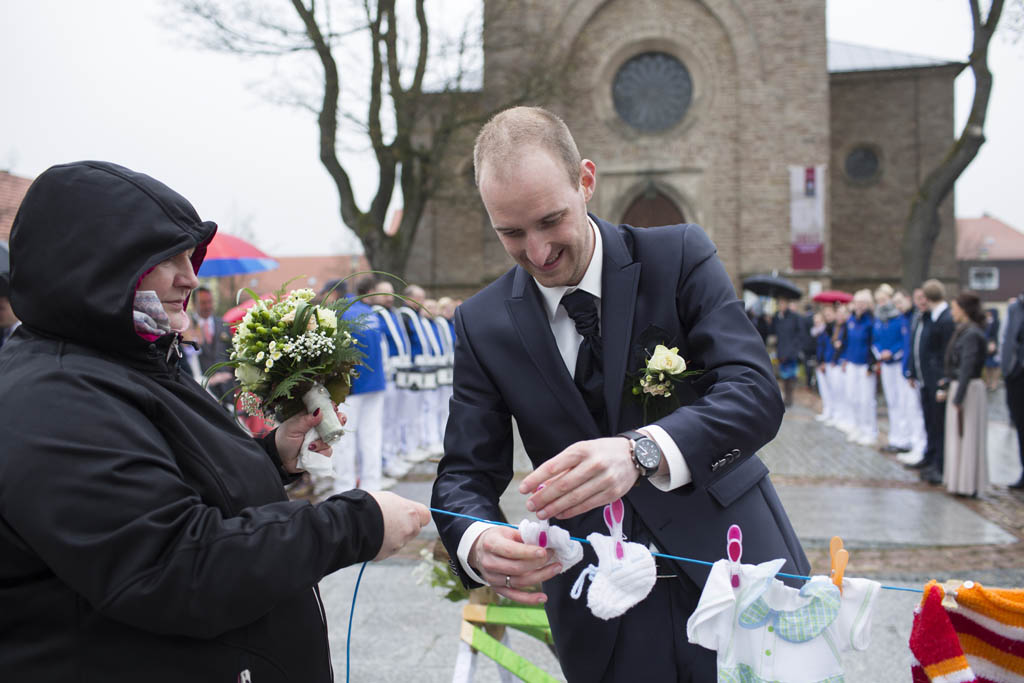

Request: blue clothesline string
left=428, top=507, right=925, bottom=595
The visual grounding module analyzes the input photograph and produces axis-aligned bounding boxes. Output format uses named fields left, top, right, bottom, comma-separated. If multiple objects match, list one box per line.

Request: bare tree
left=901, top=0, right=1007, bottom=289
left=170, top=0, right=562, bottom=277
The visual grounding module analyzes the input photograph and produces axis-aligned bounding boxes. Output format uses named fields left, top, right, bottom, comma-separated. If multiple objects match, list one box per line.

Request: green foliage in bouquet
left=210, top=283, right=366, bottom=423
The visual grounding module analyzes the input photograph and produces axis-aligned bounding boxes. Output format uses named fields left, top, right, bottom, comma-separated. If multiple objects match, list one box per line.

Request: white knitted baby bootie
left=518, top=519, right=584, bottom=574
left=569, top=499, right=656, bottom=620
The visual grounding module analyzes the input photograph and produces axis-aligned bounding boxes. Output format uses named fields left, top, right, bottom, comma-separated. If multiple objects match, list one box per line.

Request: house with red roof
left=957, top=215, right=1024, bottom=302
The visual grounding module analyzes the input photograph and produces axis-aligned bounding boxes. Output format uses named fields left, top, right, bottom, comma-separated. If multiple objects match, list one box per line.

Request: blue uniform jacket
left=844, top=312, right=874, bottom=365
left=378, top=308, right=410, bottom=358
left=901, top=311, right=916, bottom=375
left=345, top=299, right=386, bottom=394
left=816, top=323, right=835, bottom=364
left=871, top=309, right=907, bottom=364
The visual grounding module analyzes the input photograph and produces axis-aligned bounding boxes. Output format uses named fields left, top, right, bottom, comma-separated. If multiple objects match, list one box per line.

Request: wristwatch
left=618, top=430, right=662, bottom=478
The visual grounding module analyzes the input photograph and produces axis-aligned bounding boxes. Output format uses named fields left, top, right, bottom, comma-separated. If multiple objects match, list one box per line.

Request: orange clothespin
left=830, top=536, right=849, bottom=594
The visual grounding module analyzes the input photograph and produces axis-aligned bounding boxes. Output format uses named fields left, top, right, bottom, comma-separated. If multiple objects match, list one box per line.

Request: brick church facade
left=404, top=0, right=962, bottom=299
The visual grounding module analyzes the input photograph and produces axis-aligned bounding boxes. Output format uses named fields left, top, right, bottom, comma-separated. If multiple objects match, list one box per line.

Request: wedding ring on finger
left=505, top=575, right=512, bottom=589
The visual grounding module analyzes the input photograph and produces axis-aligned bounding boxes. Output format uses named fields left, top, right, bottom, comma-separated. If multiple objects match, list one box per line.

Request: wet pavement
left=317, top=388, right=1024, bottom=682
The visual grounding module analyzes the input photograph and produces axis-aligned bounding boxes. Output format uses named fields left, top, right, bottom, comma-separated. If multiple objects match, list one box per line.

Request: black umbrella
left=742, top=274, right=802, bottom=300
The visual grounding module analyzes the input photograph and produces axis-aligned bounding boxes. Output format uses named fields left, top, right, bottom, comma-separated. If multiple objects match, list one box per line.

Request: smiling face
left=138, top=249, right=199, bottom=331
left=479, top=147, right=596, bottom=289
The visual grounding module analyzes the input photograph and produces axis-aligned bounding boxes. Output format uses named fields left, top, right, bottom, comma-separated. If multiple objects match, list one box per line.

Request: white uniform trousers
left=332, top=389, right=385, bottom=492
left=815, top=365, right=833, bottom=420
left=879, top=362, right=908, bottom=448
left=848, top=362, right=877, bottom=441
left=421, top=388, right=444, bottom=451
left=831, top=364, right=855, bottom=432
left=901, top=375, right=928, bottom=454
left=380, top=380, right=405, bottom=465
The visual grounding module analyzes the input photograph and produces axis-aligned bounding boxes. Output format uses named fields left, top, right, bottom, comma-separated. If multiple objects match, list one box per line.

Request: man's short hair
left=473, top=106, right=581, bottom=188
left=922, top=279, right=946, bottom=302
left=195, top=286, right=212, bottom=297
left=356, top=278, right=374, bottom=296
left=320, top=279, right=347, bottom=297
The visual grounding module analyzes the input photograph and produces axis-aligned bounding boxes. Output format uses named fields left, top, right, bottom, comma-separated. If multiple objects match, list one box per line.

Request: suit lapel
left=595, top=217, right=641, bottom=435
left=507, top=267, right=599, bottom=436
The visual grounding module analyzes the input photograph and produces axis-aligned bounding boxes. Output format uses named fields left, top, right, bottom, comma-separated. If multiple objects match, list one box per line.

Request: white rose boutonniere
left=647, top=345, right=686, bottom=374
left=631, top=343, right=702, bottom=422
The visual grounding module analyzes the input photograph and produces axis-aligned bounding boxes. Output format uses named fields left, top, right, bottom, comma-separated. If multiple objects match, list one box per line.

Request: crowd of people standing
left=767, top=279, right=1023, bottom=499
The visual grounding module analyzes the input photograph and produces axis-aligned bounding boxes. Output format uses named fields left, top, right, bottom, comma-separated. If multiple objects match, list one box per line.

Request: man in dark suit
left=431, top=107, right=808, bottom=682
left=190, top=286, right=234, bottom=405
left=1002, top=292, right=1024, bottom=488
left=905, top=279, right=955, bottom=485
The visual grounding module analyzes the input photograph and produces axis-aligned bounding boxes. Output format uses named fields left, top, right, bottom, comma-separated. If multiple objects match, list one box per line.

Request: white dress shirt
left=457, top=218, right=692, bottom=584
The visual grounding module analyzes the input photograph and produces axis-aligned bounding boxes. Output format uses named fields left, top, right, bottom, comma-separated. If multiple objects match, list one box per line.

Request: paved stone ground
left=307, top=385, right=1024, bottom=682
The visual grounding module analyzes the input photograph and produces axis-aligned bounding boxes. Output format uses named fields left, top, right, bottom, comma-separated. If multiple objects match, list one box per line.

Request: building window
left=968, top=266, right=999, bottom=291
left=612, top=52, right=692, bottom=132
left=844, top=145, right=881, bottom=183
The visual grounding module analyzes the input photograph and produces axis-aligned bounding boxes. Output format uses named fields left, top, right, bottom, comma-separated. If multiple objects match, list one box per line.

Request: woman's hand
left=368, top=491, right=431, bottom=560
left=274, top=407, right=348, bottom=473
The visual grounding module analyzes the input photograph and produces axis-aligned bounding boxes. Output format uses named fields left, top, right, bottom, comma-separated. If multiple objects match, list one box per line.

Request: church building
left=406, top=0, right=963, bottom=299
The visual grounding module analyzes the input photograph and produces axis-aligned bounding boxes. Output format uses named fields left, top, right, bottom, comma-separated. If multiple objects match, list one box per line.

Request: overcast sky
left=1, top=0, right=1021, bottom=256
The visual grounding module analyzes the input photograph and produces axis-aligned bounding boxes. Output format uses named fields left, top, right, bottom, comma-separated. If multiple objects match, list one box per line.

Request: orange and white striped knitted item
left=951, top=580, right=1024, bottom=681
left=911, top=579, right=1024, bottom=683
left=910, top=582, right=976, bottom=683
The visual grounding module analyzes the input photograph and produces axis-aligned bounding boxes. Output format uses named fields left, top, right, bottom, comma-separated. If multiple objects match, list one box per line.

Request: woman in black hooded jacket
left=0, top=161, right=429, bottom=682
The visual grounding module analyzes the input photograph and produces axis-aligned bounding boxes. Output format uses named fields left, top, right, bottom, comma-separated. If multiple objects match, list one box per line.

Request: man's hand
left=518, top=437, right=639, bottom=520
left=908, top=377, right=917, bottom=389
left=274, top=407, right=347, bottom=473
left=880, top=350, right=893, bottom=361
left=468, top=527, right=560, bottom=604
left=368, top=491, right=430, bottom=561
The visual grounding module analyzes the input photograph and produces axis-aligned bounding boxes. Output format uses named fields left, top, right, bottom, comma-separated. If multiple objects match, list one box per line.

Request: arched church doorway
left=620, top=187, right=685, bottom=227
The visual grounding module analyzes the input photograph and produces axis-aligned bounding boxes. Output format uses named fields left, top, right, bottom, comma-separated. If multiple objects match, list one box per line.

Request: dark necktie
left=561, top=289, right=606, bottom=432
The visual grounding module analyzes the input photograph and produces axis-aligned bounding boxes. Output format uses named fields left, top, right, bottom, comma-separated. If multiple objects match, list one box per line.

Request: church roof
left=957, top=215, right=1024, bottom=261
left=828, top=40, right=963, bottom=74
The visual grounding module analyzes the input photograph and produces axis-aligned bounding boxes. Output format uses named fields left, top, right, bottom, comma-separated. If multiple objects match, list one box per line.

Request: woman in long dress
left=939, top=291, right=989, bottom=497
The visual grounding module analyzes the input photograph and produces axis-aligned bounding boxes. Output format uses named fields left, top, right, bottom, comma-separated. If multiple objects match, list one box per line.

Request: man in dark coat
left=1002, top=292, right=1024, bottom=488
left=770, top=297, right=804, bottom=406
left=431, top=107, right=807, bottom=682
left=189, top=285, right=235, bottom=404
left=906, top=279, right=956, bottom=485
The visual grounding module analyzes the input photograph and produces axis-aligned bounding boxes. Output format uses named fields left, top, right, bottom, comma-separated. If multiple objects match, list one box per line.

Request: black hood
left=9, top=161, right=217, bottom=356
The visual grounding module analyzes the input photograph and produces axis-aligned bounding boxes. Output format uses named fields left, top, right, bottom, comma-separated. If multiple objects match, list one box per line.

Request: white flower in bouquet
left=647, top=345, right=686, bottom=374
left=315, top=308, right=338, bottom=333
left=235, top=363, right=266, bottom=386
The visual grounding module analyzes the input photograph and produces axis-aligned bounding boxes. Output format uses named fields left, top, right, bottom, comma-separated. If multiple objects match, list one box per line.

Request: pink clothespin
left=727, top=525, right=743, bottom=588
left=603, top=499, right=625, bottom=560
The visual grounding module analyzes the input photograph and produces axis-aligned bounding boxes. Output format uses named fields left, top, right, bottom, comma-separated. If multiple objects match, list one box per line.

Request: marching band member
left=371, top=279, right=415, bottom=477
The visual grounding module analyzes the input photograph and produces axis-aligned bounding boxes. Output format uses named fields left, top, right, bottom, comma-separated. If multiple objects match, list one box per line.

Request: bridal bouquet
left=213, top=286, right=365, bottom=471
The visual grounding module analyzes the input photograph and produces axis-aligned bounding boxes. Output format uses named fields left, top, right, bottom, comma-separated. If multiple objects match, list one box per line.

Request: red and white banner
left=789, top=165, right=826, bottom=270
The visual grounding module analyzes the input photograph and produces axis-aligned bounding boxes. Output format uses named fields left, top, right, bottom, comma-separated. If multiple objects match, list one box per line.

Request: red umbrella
left=198, top=233, right=278, bottom=277
left=222, top=296, right=275, bottom=327
left=813, top=290, right=853, bottom=304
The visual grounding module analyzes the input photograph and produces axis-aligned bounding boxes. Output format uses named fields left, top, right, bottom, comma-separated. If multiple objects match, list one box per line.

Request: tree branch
left=289, top=0, right=363, bottom=230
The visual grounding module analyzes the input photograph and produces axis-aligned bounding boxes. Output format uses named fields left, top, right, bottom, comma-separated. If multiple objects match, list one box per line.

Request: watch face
left=635, top=439, right=661, bottom=470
